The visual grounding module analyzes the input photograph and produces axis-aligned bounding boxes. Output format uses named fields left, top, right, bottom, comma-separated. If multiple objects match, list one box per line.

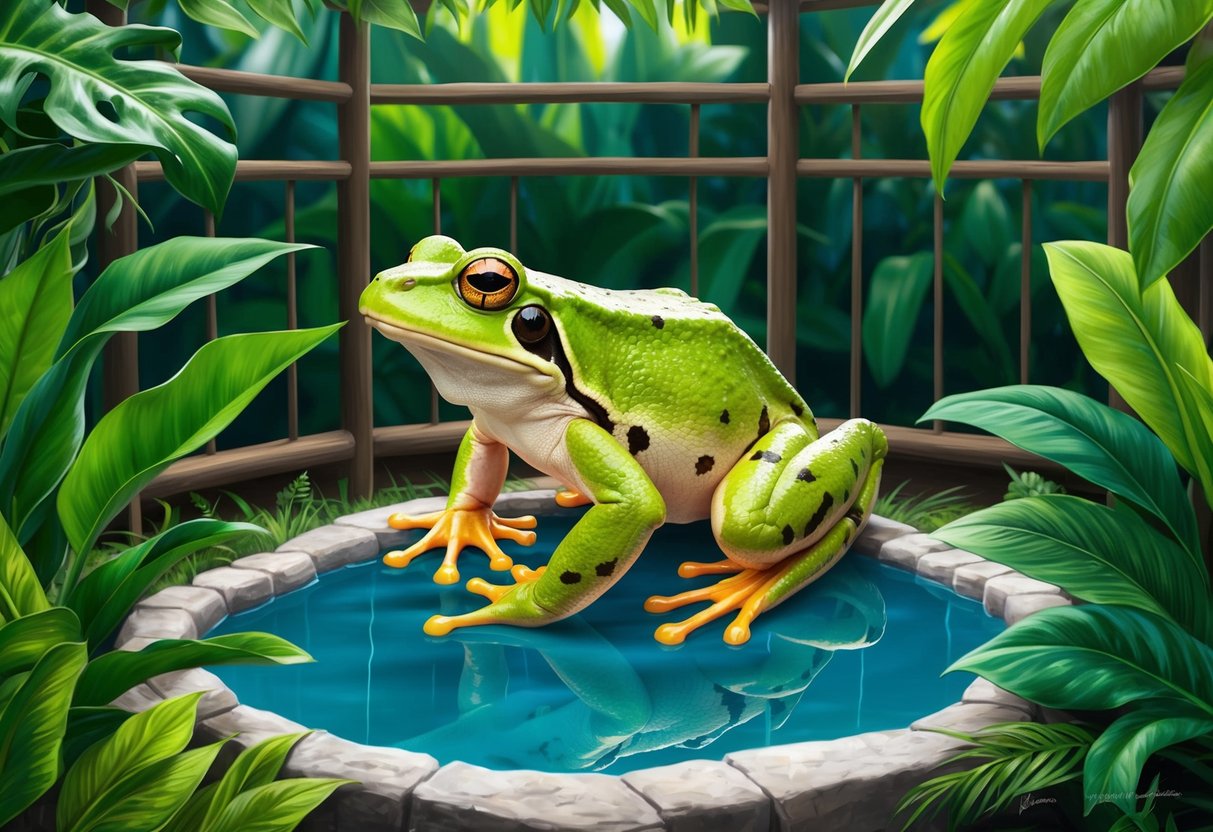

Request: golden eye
left=456, top=258, right=519, bottom=310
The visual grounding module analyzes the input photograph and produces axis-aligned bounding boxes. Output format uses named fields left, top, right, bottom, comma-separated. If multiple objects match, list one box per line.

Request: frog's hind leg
left=646, top=418, right=886, bottom=645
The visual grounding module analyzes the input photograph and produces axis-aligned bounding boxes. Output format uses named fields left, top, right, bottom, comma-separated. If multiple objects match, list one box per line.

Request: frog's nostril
left=401, top=278, right=417, bottom=291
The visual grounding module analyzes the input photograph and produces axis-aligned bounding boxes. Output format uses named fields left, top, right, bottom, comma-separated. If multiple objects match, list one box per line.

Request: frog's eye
left=511, top=305, right=551, bottom=344
left=457, top=258, right=519, bottom=310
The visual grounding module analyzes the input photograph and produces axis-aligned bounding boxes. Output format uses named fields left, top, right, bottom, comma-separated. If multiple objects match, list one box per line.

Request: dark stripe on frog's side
left=628, top=426, right=650, bottom=455
left=790, top=401, right=803, bottom=417
left=651, top=315, right=665, bottom=329
left=520, top=317, right=616, bottom=434
left=803, top=493, right=835, bottom=538
left=595, top=558, right=617, bottom=577
left=560, top=570, right=582, bottom=584
left=782, top=524, right=794, bottom=545
left=720, top=409, right=730, bottom=424
left=751, top=450, right=781, bottom=464
left=695, top=455, right=715, bottom=475
left=758, top=405, right=770, bottom=439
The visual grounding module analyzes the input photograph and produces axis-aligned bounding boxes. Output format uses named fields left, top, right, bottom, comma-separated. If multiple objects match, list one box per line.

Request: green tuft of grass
left=874, top=480, right=980, bottom=533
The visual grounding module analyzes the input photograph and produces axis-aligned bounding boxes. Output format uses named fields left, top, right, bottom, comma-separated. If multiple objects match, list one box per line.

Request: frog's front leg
left=424, top=418, right=665, bottom=636
left=384, top=424, right=537, bottom=584
left=647, top=418, right=887, bottom=645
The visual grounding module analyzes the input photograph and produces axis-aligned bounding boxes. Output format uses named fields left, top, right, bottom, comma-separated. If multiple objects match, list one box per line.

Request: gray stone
left=193, top=566, right=273, bottom=613
left=147, top=668, right=238, bottom=721
left=915, top=549, right=983, bottom=586
left=952, top=560, right=1014, bottom=601
left=116, top=636, right=158, bottom=652
left=410, top=761, right=664, bottom=832
left=335, top=497, right=447, bottom=549
left=877, top=533, right=952, bottom=571
left=851, top=514, right=916, bottom=557
left=199, top=705, right=311, bottom=769
left=116, top=605, right=197, bottom=644
left=983, top=573, right=1063, bottom=618
left=726, top=728, right=971, bottom=831
left=493, top=488, right=559, bottom=515
left=231, top=551, right=317, bottom=594
left=962, top=678, right=1035, bottom=718
left=280, top=525, right=379, bottom=572
left=109, top=683, right=163, bottom=713
left=1004, top=592, right=1072, bottom=625
left=622, top=760, right=770, bottom=832
left=286, top=733, right=438, bottom=832
left=138, top=584, right=228, bottom=632
left=911, top=701, right=1031, bottom=734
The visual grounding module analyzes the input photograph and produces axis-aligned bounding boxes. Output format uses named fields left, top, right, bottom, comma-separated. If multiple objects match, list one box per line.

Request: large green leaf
left=197, top=733, right=311, bottom=832
left=1043, top=241, right=1213, bottom=498
left=0, top=143, right=146, bottom=199
left=920, top=385, right=1201, bottom=563
left=1084, top=702, right=1213, bottom=815
left=0, top=225, right=74, bottom=438
left=1039, top=0, right=1213, bottom=150
left=862, top=252, right=933, bottom=388
left=246, top=0, right=307, bottom=43
left=204, top=779, right=350, bottom=832
left=61, top=707, right=132, bottom=769
left=1127, top=55, right=1213, bottom=291
left=695, top=206, right=768, bottom=313
left=950, top=605, right=1213, bottom=717
left=0, top=641, right=87, bottom=827
left=921, top=0, right=1055, bottom=191
left=0, top=237, right=313, bottom=545
left=0, top=607, right=80, bottom=677
left=959, top=181, right=1013, bottom=267
left=0, top=3, right=236, bottom=215
left=178, top=0, right=260, bottom=38
left=933, top=496, right=1210, bottom=638
left=74, top=633, right=312, bottom=707
left=68, top=519, right=263, bottom=650
left=0, top=513, right=49, bottom=620
left=57, top=324, right=341, bottom=561
left=57, top=692, right=203, bottom=832
left=349, top=0, right=422, bottom=38
left=846, top=0, right=920, bottom=81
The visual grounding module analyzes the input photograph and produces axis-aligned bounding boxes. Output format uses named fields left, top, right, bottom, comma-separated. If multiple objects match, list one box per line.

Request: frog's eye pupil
left=457, top=257, right=518, bottom=311
left=512, top=305, right=551, bottom=344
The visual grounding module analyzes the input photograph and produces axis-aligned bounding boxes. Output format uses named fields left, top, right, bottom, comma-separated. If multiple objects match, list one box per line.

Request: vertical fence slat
left=766, top=0, right=799, bottom=380
left=1020, top=179, right=1033, bottom=385
left=337, top=12, right=374, bottom=499
left=204, top=210, right=218, bottom=455
left=850, top=104, right=862, bottom=418
left=1107, top=84, right=1142, bottom=415
left=286, top=180, right=299, bottom=441
left=932, top=191, right=944, bottom=434
left=690, top=102, right=700, bottom=297
left=510, top=176, right=519, bottom=253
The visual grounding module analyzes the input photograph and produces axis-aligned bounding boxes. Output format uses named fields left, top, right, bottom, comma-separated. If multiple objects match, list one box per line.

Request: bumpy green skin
left=359, top=236, right=887, bottom=632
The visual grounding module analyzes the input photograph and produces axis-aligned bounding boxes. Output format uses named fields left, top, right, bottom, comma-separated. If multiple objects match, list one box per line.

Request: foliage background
left=97, top=0, right=1124, bottom=449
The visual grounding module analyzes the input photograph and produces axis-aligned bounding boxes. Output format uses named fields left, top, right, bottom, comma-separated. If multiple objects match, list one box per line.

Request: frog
left=358, top=235, right=888, bottom=645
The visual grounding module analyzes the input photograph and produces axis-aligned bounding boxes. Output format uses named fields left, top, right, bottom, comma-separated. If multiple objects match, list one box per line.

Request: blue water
left=209, top=513, right=1004, bottom=774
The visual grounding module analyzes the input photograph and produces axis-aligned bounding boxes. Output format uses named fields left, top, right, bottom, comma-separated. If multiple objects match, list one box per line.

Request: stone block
left=410, top=761, right=664, bottom=832
left=116, top=605, right=197, bottom=644
left=193, top=566, right=273, bottom=613
left=110, top=683, right=163, bottom=713
left=962, top=678, right=1035, bottom=718
left=199, top=705, right=310, bottom=769
left=147, top=668, right=238, bottom=721
left=726, top=728, right=971, bottom=831
left=1004, top=592, right=1072, bottom=625
left=622, top=759, right=770, bottom=832
left=280, top=525, right=379, bottom=572
left=911, top=701, right=1031, bottom=734
left=983, top=573, right=1062, bottom=618
left=915, top=549, right=983, bottom=587
left=231, top=551, right=317, bottom=594
left=335, top=498, right=447, bottom=549
left=286, top=733, right=438, bottom=832
left=877, top=533, right=952, bottom=572
left=851, top=515, right=916, bottom=557
left=494, top=488, right=560, bottom=515
left=952, top=560, right=1014, bottom=601
left=138, top=584, right=228, bottom=632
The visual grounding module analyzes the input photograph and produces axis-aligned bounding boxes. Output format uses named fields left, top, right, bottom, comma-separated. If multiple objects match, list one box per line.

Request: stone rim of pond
left=113, top=486, right=1072, bottom=832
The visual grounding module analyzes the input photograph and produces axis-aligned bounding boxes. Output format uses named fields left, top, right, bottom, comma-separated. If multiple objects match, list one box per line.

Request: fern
left=897, top=721, right=1095, bottom=831
left=1002, top=463, right=1065, bottom=501
left=276, top=472, right=313, bottom=514
left=873, top=480, right=978, bottom=532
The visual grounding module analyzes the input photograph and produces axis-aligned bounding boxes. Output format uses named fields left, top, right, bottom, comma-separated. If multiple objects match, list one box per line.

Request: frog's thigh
left=712, top=418, right=887, bottom=569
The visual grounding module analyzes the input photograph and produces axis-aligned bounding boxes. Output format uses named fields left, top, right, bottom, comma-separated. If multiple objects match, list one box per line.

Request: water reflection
left=402, top=561, right=887, bottom=771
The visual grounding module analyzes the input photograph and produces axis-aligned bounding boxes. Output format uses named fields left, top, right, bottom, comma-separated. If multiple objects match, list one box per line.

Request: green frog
left=358, top=235, right=887, bottom=645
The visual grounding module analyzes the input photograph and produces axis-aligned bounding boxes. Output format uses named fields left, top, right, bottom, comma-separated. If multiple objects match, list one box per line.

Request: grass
left=873, top=481, right=981, bottom=533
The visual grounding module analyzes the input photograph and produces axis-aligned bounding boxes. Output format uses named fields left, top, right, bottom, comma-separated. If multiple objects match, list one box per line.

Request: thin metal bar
left=933, top=192, right=944, bottom=434
left=797, top=159, right=1109, bottom=181
left=510, top=176, right=519, bottom=253
left=286, top=180, right=299, bottom=441
left=371, top=82, right=770, bottom=105
left=431, top=177, right=441, bottom=425
left=766, top=0, right=799, bottom=379
left=204, top=210, right=218, bottom=456
left=1020, top=180, right=1033, bottom=385
left=689, top=103, right=700, bottom=297
left=337, top=12, right=374, bottom=500
left=850, top=104, right=862, bottom=418
left=371, top=157, right=768, bottom=179
left=177, top=64, right=353, bottom=102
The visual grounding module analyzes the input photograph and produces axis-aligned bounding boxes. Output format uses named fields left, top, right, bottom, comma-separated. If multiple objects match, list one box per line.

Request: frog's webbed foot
left=384, top=504, right=537, bottom=585
left=425, top=566, right=550, bottom=636
left=554, top=488, right=593, bottom=508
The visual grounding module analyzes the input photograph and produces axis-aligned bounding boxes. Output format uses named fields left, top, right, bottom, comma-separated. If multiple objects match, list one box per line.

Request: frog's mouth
left=363, top=315, right=557, bottom=379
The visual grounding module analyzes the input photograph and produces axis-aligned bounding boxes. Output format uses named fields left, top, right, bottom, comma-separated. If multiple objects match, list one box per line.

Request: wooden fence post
left=337, top=13, right=374, bottom=500
left=767, top=0, right=799, bottom=380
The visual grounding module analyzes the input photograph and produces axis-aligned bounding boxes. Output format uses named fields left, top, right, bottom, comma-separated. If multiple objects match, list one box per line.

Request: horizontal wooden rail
left=798, top=158, right=1110, bottom=181
left=371, top=157, right=769, bottom=178
left=374, top=421, right=472, bottom=457
left=371, top=82, right=770, bottom=105
left=754, top=0, right=881, bottom=12
left=176, top=64, right=353, bottom=102
left=135, top=160, right=352, bottom=182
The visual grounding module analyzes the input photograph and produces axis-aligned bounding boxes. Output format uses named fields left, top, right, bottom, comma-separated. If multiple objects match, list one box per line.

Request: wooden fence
left=85, top=0, right=1205, bottom=533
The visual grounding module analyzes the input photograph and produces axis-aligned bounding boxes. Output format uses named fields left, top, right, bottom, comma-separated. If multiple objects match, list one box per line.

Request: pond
left=209, top=513, right=1005, bottom=774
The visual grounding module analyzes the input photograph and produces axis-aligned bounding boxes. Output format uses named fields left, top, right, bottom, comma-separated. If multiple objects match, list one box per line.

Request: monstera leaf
left=0, top=2, right=237, bottom=215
